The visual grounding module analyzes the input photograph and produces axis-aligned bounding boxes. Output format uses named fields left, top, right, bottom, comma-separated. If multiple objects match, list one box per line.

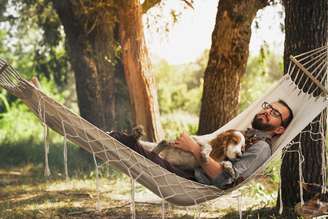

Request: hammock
left=0, top=46, right=327, bottom=206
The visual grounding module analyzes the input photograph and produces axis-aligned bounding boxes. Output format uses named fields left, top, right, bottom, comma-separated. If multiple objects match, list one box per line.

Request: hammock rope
left=320, top=107, right=328, bottom=195
left=38, top=94, right=51, bottom=177
left=0, top=45, right=327, bottom=208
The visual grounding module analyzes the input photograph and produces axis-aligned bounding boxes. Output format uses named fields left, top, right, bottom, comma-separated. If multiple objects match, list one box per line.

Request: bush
left=239, top=49, right=283, bottom=112
left=160, top=111, right=198, bottom=139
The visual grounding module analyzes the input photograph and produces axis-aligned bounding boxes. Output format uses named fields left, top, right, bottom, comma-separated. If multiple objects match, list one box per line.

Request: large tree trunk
left=198, top=0, right=269, bottom=134
left=51, top=1, right=162, bottom=139
left=51, top=1, right=131, bottom=131
left=280, top=0, right=328, bottom=210
left=118, top=0, right=163, bottom=141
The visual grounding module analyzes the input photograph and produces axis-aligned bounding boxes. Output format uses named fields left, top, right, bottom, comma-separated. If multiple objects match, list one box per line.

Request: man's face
left=252, top=101, right=290, bottom=134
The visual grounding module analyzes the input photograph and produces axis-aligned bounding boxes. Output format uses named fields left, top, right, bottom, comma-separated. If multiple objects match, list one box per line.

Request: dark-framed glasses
left=261, top=102, right=283, bottom=121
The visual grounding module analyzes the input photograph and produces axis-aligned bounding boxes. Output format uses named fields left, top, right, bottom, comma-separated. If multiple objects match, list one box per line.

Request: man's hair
left=278, top=99, right=293, bottom=128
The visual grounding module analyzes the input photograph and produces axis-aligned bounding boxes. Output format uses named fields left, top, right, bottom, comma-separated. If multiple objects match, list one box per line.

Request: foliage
left=0, top=101, right=41, bottom=143
left=160, top=111, right=198, bottom=139
left=154, top=50, right=207, bottom=138
left=144, top=0, right=194, bottom=35
left=239, top=47, right=283, bottom=112
left=0, top=1, right=78, bottom=168
left=0, top=141, right=94, bottom=172
left=156, top=68, right=203, bottom=115
left=0, top=0, right=70, bottom=87
left=154, top=50, right=207, bottom=116
left=0, top=77, right=77, bottom=141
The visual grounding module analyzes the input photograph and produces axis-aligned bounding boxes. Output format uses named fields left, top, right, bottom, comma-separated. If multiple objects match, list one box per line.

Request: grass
left=0, top=138, right=303, bottom=218
left=0, top=137, right=300, bottom=218
left=0, top=163, right=302, bottom=219
left=0, top=140, right=95, bottom=173
left=0, top=165, right=127, bottom=218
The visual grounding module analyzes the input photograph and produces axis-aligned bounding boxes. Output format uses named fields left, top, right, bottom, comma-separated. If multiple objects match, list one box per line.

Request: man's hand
left=174, top=132, right=201, bottom=161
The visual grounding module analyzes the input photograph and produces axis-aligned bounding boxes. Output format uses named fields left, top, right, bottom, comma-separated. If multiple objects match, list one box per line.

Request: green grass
left=0, top=140, right=96, bottom=175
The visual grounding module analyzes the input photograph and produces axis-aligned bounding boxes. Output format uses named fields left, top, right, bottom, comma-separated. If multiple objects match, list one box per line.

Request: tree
left=47, top=1, right=126, bottom=133
left=118, top=1, right=163, bottom=140
left=198, top=0, right=274, bottom=134
left=1, top=0, right=200, bottom=142
left=50, top=0, right=195, bottom=140
left=280, top=0, right=328, bottom=210
left=0, top=0, right=167, bottom=140
left=1, top=1, right=129, bottom=130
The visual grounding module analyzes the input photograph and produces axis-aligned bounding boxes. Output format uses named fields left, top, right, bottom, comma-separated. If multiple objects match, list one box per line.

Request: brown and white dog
left=138, top=128, right=246, bottom=170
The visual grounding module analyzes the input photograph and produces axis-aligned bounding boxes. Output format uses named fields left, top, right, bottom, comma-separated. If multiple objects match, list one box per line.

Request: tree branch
left=182, top=0, right=194, bottom=9
left=142, top=0, right=194, bottom=14
left=142, top=0, right=161, bottom=14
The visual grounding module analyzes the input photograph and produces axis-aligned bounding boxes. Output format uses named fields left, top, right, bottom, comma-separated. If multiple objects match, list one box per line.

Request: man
left=110, top=99, right=293, bottom=189
left=174, top=100, right=293, bottom=188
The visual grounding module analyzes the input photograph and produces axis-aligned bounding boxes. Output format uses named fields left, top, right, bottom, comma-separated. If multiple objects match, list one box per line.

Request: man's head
left=251, top=99, right=293, bottom=135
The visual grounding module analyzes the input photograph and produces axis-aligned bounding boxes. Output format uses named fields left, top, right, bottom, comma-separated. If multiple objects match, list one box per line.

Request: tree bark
left=51, top=0, right=131, bottom=131
left=118, top=0, right=163, bottom=141
left=198, top=0, right=269, bottom=134
left=280, top=0, right=328, bottom=210
left=142, top=0, right=161, bottom=13
left=51, top=1, right=162, bottom=140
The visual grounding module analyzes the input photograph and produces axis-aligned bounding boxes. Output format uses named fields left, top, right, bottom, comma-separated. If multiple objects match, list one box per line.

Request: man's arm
left=200, top=157, right=224, bottom=179
left=175, top=132, right=271, bottom=188
left=174, top=132, right=224, bottom=178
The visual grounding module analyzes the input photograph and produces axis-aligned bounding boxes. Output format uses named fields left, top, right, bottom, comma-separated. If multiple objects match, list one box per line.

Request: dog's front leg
left=151, top=140, right=170, bottom=154
left=192, top=136, right=212, bottom=163
left=138, top=140, right=159, bottom=151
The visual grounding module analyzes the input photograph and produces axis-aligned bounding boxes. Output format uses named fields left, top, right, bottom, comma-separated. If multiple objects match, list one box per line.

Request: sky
left=144, top=1, right=285, bottom=65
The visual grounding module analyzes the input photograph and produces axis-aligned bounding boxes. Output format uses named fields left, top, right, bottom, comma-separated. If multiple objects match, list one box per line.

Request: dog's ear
left=212, top=131, right=230, bottom=145
left=216, top=131, right=238, bottom=147
left=209, top=146, right=225, bottom=162
left=209, top=132, right=230, bottom=162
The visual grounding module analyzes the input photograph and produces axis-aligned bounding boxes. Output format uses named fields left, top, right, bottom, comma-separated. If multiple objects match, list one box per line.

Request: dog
left=137, top=127, right=246, bottom=171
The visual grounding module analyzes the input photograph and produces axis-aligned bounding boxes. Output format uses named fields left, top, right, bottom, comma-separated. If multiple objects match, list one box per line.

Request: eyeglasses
left=261, top=102, right=283, bottom=122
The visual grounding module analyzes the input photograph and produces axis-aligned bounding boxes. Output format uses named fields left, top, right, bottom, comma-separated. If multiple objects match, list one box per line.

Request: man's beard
left=251, top=114, right=277, bottom=131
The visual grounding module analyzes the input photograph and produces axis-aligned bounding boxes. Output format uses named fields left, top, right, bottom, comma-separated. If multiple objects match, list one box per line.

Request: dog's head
left=210, top=129, right=245, bottom=161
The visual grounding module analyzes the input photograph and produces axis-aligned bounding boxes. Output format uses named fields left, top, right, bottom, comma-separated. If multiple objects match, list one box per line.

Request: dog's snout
left=236, top=152, right=242, bottom=158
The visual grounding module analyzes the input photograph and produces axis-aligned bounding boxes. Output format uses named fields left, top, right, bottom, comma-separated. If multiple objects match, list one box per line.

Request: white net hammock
left=0, top=45, right=327, bottom=207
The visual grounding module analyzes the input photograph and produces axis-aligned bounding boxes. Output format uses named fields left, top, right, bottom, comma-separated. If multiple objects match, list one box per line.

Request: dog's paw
left=200, top=151, right=209, bottom=163
left=152, top=140, right=169, bottom=154
left=199, top=146, right=212, bottom=163
left=132, top=125, right=145, bottom=140
left=221, top=161, right=236, bottom=179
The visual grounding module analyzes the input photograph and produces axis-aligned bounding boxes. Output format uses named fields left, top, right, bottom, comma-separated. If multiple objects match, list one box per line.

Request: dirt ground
left=0, top=166, right=298, bottom=218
